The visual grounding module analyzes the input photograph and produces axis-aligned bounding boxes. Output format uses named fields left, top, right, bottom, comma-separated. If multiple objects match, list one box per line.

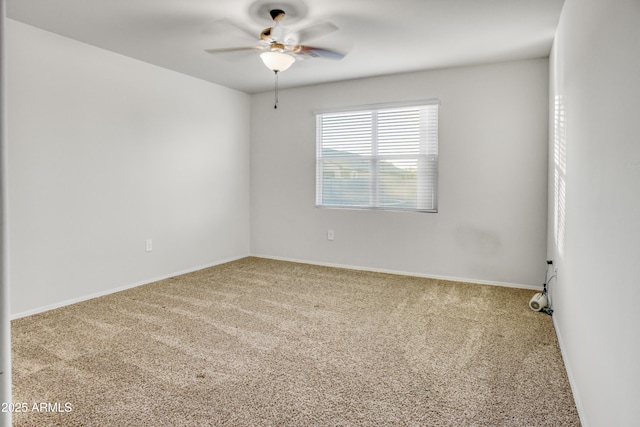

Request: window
left=316, top=101, right=439, bottom=212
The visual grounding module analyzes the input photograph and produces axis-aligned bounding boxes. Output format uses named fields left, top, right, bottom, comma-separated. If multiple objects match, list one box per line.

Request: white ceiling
left=6, top=0, right=564, bottom=94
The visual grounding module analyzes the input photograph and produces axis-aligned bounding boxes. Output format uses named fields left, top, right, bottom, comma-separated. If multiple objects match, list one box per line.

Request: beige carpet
left=11, top=257, right=580, bottom=426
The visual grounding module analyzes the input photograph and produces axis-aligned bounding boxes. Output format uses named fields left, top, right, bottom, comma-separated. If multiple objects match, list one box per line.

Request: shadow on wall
left=455, top=226, right=502, bottom=257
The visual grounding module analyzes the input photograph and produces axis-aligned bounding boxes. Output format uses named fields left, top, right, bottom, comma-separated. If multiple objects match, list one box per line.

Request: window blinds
left=316, top=102, right=439, bottom=212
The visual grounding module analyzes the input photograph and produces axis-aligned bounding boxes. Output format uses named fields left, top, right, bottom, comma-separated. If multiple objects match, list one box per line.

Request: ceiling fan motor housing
left=270, top=9, right=286, bottom=22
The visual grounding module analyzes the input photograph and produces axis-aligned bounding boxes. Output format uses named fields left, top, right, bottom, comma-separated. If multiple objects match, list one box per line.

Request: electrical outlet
left=145, top=239, right=153, bottom=252
left=327, top=229, right=334, bottom=241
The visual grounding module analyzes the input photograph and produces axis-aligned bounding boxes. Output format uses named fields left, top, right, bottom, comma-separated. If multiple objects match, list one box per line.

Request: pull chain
left=274, top=70, right=279, bottom=109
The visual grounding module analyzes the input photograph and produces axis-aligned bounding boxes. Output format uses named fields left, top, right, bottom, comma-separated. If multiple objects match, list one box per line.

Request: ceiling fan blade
left=295, top=22, right=339, bottom=43
left=294, top=45, right=346, bottom=60
left=202, top=18, right=258, bottom=42
left=205, top=46, right=263, bottom=54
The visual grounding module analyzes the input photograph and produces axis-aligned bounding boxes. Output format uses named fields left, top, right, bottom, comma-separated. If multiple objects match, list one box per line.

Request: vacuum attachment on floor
left=529, top=292, right=548, bottom=311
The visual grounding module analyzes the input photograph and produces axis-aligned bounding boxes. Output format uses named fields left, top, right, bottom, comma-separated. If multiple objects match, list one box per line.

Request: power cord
left=541, top=260, right=556, bottom=316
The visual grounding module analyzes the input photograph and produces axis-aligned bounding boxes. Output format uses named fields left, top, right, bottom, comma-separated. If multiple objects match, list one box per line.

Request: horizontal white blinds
left=316, top=102, right=439, bottom=212
left=320, top=111, right=372, bottom=156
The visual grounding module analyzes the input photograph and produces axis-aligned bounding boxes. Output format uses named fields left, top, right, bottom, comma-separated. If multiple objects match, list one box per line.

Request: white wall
left=7, top=20, right=251, bottom=317
left=251, top=59, right=549, bottom=287
left=0, top=2, right=12, bottom=424
left=548, top=1, right=640, bottom=425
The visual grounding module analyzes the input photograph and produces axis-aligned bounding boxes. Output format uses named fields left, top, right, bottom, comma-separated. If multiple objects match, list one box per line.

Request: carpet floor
left=11, top=257, right=580, bottom=426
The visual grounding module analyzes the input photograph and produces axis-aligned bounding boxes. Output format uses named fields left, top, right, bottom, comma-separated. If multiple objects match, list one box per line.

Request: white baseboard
left=250, top=253, right=543, bottom=291
left=552, top=315, right=588, bottom=427
left=10, top=254, right=247, bottom=320
left=13, top=253, right=543, bottom=320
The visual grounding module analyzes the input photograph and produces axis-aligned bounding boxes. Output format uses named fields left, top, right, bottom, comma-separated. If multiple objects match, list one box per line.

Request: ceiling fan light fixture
left=260, top=51, right=295, bottom=72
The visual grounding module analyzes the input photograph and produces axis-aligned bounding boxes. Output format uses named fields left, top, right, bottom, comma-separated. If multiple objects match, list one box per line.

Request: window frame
left=315, top=100, right=440, bottom=213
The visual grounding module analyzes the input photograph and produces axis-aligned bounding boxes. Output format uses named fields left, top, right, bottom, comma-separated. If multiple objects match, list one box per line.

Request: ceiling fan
left=205, top=8, right=346, bottom=108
